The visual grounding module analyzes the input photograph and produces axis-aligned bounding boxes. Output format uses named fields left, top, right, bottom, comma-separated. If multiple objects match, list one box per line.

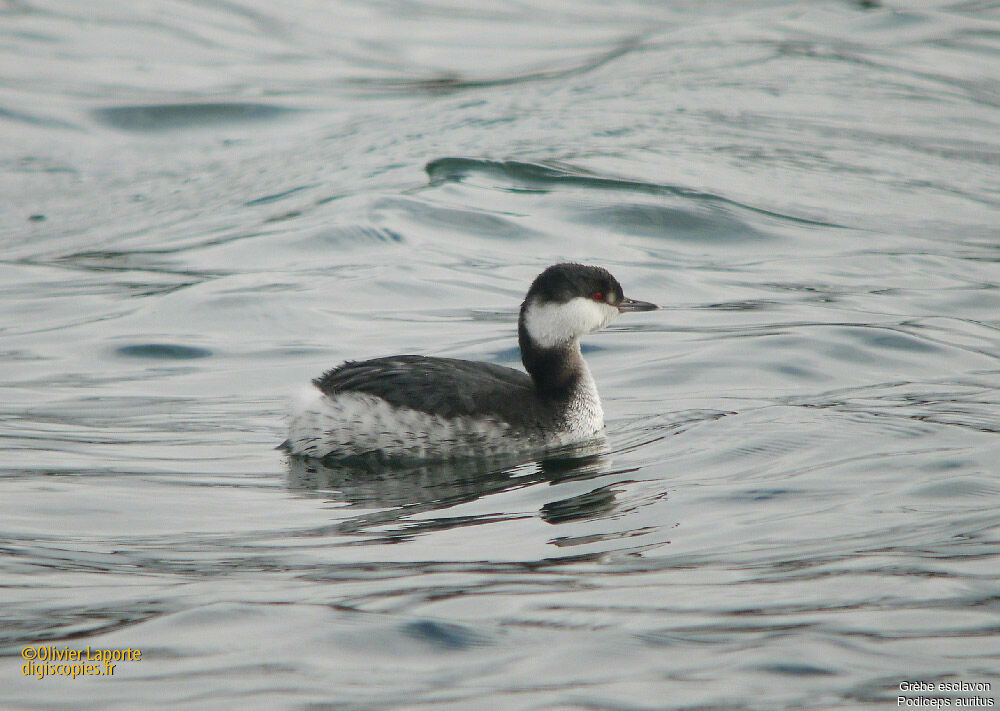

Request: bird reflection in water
left=284, top=439, right=640, bottom=538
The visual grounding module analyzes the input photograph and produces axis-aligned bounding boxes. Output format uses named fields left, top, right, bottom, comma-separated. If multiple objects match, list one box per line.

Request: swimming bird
left=286, top=263, right=657, bottom=459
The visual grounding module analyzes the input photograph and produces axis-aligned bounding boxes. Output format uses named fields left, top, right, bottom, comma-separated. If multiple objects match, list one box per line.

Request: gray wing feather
left=313, top=355, right=538, bottom=421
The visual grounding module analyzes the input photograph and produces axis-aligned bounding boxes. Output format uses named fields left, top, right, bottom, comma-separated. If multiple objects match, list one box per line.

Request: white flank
left=286, top=382, right=604, bottom=459
left=288, top=385, right=509, bottom=459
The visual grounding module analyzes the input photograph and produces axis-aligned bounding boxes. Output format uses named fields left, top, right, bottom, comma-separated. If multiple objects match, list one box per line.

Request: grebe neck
left=517, top=319, right=588, bottom=398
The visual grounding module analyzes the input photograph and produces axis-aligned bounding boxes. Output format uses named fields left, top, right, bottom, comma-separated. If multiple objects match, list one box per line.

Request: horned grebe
left=286, top=263, right=657, bottom=459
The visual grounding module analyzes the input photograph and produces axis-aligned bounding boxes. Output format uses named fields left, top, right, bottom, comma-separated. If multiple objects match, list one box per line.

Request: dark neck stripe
left=517, top=316, right=584, bottom=399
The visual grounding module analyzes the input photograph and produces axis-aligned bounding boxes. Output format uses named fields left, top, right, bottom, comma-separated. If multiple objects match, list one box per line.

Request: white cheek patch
left=523, top=297, right=619, bottom=349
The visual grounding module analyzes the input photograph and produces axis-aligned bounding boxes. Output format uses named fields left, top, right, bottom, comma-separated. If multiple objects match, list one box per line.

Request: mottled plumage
left=285, top=263, right=656, bottom=460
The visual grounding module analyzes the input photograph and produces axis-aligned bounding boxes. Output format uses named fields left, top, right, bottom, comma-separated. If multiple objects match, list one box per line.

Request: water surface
left=2, top=1, right=1000, bottom=708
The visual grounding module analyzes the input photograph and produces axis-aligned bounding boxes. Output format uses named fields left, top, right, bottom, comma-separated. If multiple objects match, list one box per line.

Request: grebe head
left=519, top=263, right=658, bottom=350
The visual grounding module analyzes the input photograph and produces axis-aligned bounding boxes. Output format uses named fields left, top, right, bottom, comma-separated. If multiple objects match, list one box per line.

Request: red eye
left=591, top=292, right=605, bottom=302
